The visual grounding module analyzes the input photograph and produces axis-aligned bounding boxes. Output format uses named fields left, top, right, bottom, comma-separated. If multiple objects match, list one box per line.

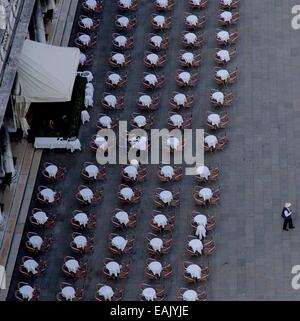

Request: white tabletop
left=183, top=289, right=198, bottom=301
left=147, top=53, right=159, bottom=65
left=192, top=0, right=201, bottom=4
left=79, top=34, right=91, bottom=45
left=62, top=286, right=76, bottom=301
left=106, top=261, right=121, bottom=276
left=85, top=164, right=99, bottom=179
left=104, top=94, right=117, bottom=107
left=196, top=165, right=210, bottom=179
left=217, top=69, right=230, bottom=81
left=112, top=236, right=128, bottom=251
left=65, top=259, right=80, bottom=273
left=33, top=211, right=48, bottom=225
left=40, top=188, right=55, bottom=203
left=45, top=165, right=58, bottom=178
left=134, top=115, right=147, bottom=127
left=23, top=259, right=38, bottom=274
left=115, top=35, right=127, bottom=47
left=94, top=136, right=107, bottom=150
left=188, top=239, right=203, bottom=254
left=161, top=165, right=174, bottom=178
left=112, top=53, right=125, bottom=65
left=79, top=53, right=86, bottom=64
left=99, top=115, right=112, bottom=128
left=186, top=14, right=198, bottom=26
left=212, top=91, right=224, bottom=104
left=205, top=135, right=218, bottom=148
left=182, top=52, right=194, bottom=64
left=115, top=211, right=130, bottom=225
left=86, top=0, right=97, bottom=9
left=99, top=285, right=114, bottom=301
left=79, top=188, right=94, bottom=203
left=184, top=32, right=196, bottom=44
left=142, top=288, right=157, bottom=301
left=148, top=261, right=163, bottom=276
left=108, top=73, right=121, bottom=85
left=129, top=136, right=148, bottom=150
left=153, top=214, right=168, bottom=228
left=217, top=30, right=229, bottom=41
left=220, top=11, right=233, bottom=22
left=82, top=17, right=93, bottom=28
left=117, top=16, right=129, bottom=27
left=81, top=70, right=93, bottom=82
left=217, top=49, right=230, bottom=62
left=81, top=110, right=90, bottom=124
left=167, top=136, right=180, bottom=149
left=178, top=71, right=191, bottom=83
left=159, top=190, right=173, bottom=204
left=139, top=95, right=152, bottom=107
left=74, top=212, right=89, bottom=226
left=74, top=235, right=87, bottom=249
left=194, top=214, right=207, bottom=226
left=153, top=15, right=165, bottom=27
left=186, top=264, right=201, bottom=279
left=196, top=224, right=206, bottom=240
left=150, top=238, right=163, bottom=252
left=170, top=114, right=183, bottom=128
left=157, top=0, right=168, bottom=8
left=199, top=187, right=213, bottom=200
left=120, top=187, right=134, bottom=200
left=222, top=0, right=232, bottom=4
left=151, top=35, right=163, bottom=47
left=208, top=113, right=221, bottom=126
left=19, top=285, right=34, bottom=300
left=174, top=93, right=187, bottom=105
left=29, top=235, right=43, bottom=250
left=124, top=165, right=138, bottom=179
left=120, top=0, right=132, bottom=8
left=145, top=74, right=158, bottom=85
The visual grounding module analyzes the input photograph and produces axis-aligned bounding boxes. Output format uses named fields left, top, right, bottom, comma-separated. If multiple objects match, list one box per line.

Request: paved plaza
left=7, top=0, right=300, bottom=300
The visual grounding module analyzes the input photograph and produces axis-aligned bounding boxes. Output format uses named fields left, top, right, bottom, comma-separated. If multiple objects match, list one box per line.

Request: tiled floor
left=7, top=0, right=300, bottom=301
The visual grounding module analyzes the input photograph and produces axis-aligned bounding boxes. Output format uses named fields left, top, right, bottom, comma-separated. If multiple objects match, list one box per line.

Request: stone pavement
left=7, top=0, right=300, bottom=301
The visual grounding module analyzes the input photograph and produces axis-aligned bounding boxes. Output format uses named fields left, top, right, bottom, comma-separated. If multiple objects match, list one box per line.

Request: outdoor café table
left=220, top=11, right=232, bottom=22
left=45, top=165, right=58, bottom=178
left=199, top=188, right=213, bottom=201
left=188, top=239, right=203, bottom=254
left=148, top=261, right=163, bottom=276
left=153, top=15, right=165, bottom=28
left=186, top=264, right=201, bottom=279
left=217, top=30, right=229, bottom=42
left=104, top=94, right=117, bottom=108
left=111, top=236, right=128, bottom=251
left=159, top=190, right=173, bottom=204
left=82, top=17, right=93, bottom=28
left=153, top=214, right=168, bottom=228
left=161, top=165, right=174, bottom=178
left=182, top=52, right=194, bottom=64
left=108, top=73, right=121, bottom=85
left=207, top=113, right=221, bottom=126
left=170, top=114, right=183, bottom=128
left=117, top=16, right=129, bottom=27
left=186, top=15, right=198, bottom=26
left=74, top=235, right=87, bottom=249
left=33, top=211, right=48, bottom=225
left=115, top=211, right=130, bottom=225
left=120, top=187, right=134, bottom=200
left=23, top=259, right=38, bottom=274
left=112, top=53, right=125, bottom=65
left=106, top=262, right=121, bottom=277
left=62, top=286, right=76, bottom=301
left=217, top=49, right=230, bottom=62
left=99, top=115, right=112, bottom=128
left=193, top=214, right=207, bottom=227
left=40, top=188, right=55, bottom=203
left=134, top=115, right=147, bottom=128
left=120, top=0, right=132, bottom=9
left=167, top=136, right=180, bottom=150
left=29, top=235, right=43, bottom=250
left=124, top=165, right=138, bottom=179
left=85, top=0, right=97, bottom=10
left=184, top=32, right=196, bottom=44
left=99, top=286, right=114, bottom=301
left=156, top=0, right=168, bottom=8
left=196, top=224, right=206, bottom=239
left=144, top=74, right=158, bottom=85
left=178, top=72, right=191, bottom=84
left=204, top=135, right=218, bottom=148
left=79, top=188, right=94, bottom=203
left=65, top=259, right=80, bottom=273
left=19, top=285, right=34, bottom=300
left=115, top=35, right=127, bottom=47
left=79, top=34, right=91, bottom=45
left=212, top=91, right=224, bottom=104
left=150, top=238, right=163, bottom=252
left=174, top=93, right=187, bottom=105
left=139, top=95, right=152, bottom=107
left=196, top=165, right=211, bottom=179
left=151, top=35, right=163, bottom=47
left=183, top=289, right=198, bottom=301
left=147, top=53, right=159, bottom=65
left=74, top=212, right=89, bottom=227
left=142, top=288, right=157, bottom=301
left=216, top=69, right=230, bottom=81
left=85, top=165, right=99, bottom=179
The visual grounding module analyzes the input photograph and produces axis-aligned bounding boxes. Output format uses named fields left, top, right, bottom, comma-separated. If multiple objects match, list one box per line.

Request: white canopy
left=13, top=40, right=80, bottom=134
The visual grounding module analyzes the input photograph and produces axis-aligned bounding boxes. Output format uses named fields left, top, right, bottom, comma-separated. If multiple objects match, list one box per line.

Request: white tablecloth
left=84, top=94, right=93, bottom=108
left=153, top=214, right=168, bottom=228
left=217, top=49, right=230, bottom=62
left=86, top=0, right=97, bottom=10
left=74, top=235, right=87, bottom=249
left=117, top=16, right=129, bottom=27
left=34, top=137, right=81, bottom=152
left=74, top=212, right=89, bottom=226
left=106, top=262, right=121, bottom=277
left=80, top=70, right=93, bottom=82
left=79, top=188, right=94, bottom=203
left=94, top=136, right=107, bottom=150
left=81, top=110, right=90, bottom=124
left=62, top=286, right=76, bottom=301
left=151, top=35, right=162, bottom=47
left=85, top=165, right=99, bottom=179
left=115, top=35, right=127, bottom=47
left=192, top=0, right=201, bottom=4
left=33, top=211, right=48, bottom=225
left=186, top=15, right=198, bottom=26
left=124, top=165, right=138, bottom=179
left=182, top=52, right=194, bottom=64
left=196, top=224, right=206, bottom=240
left=139, top=95, right=152, bottom=107
left=217, top=30, right=229, bottom=41
left=208, top=113, right=221, bottom=126
left=82, top=17, right=93, bottom=28
left=112, top=236, right=128, bottom=251
left=212, top=91, right=224, bottom=104
left=153, top=15, right=165, bottom=27
left=188, top=239, right=203, bottom=254
left=115, top=211, right=129, bottom=225
left=79, top=53, right=86, bottom=65
left=167, top=136, right=180, bottom=150
left=186, top=264, right=201, bottom=279
left=40, top=188, right=55, bottom=203
left=196, top=165, right=210, bottom=179
left=120, top=187, right=134, bottom=200
left=220, top=11, right=232, bottom=22
left=99, top=286, right=114, bottom=301
left=174, top=93, right=187, bottom=105
left=178, top=72, right=191, bottom=84
left=170, top=114, right=183, bottom=127
left=99, top=115, right=112, bottom=128
left=205, top=135, right=218, bottom=148
left=24, top=259, right=38, bottom=274
left=147, top=53, right=159, bottom=65
left=199, top=188, right=213, bottom=201
left=183, top=289, right=198, bottom=301
left=145, top=74, right=158, bottom=85
left=134, top=115, right=147, bottom=127
left=112, top=53, right=125, bottom=65
left=45, top=165, right=58, bottom=178
left=222, top=0, right=232, bottom=4
left=157, top=0, right=168, bottom=8
left=194, top=214, right=207, bottom=226
left=104, top=94, right=117, bottom=107
left=108, top=73, right=121, bottom=85
left=142, top=288, right=157, bottom=301
left=159, top=190, right=173, bottom=204
left=29, top=235, right=43, bottom=250
left=120, top=0, right=132, bottom=8
left=161, top=165, right=174, bottom=178
left=217, top=69, right=230, bottom=81
left=79, top=34, right=90, bottom=45
left=129, top=136, right=148, bottom=150
left=148, top=261, right=163, bottom=276
left=19, top=285, right=34, bottom=300
left=65, top=259, right=80, bottom=273
left=150, top=238, right=163, bottom=252
left=184, top=32, right=196, bottom=44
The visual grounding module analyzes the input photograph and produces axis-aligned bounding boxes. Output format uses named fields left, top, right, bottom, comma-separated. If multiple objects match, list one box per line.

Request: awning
left=13, top=40, right=80, bottom=135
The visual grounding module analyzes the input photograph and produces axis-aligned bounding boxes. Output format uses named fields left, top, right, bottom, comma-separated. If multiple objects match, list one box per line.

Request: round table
left=99, top=115, right=112, bottom=128
left=139, top=95, right=152, bottom=107
left=134, top=115, right=147, bottom=127
left=33, top=211, right=48, bottom=225
left=79, top=188, right=94, bottom=203
left=196, top=165, right=211, bottom=179
left=74, top=212, right=89, bottom=226
left=174, top=93, right=187, bottom=105
left=115, top=35, right=127, bottom=47
left=148, top=261, right=163, bottom=276
left=216, top=69, right=230, bottom=81
left=151, top=35, right=162, bottom=47
left=161, top=165, right=174, bottom=178
left=147, top=53, right=159, bottom=65
left=115, top=211, right=129, bottom=225
left=112, top=53, right=125, bottom=65
left=178, top=72, right=191, bottom=84
left=205, top=135, right=218, bottom=148
left=23, top=259, right=38, bottom=274
left=145, top=74, right=158, bottom=85
left=74, top=235, right=87, bottom=249
left=112, top=236, right=128, bottom=251
left=153, top=15, right=165, bottom=27
left=85, top=165, right=99, bottom=178
left=186, top=264, right=201, bottom=279
left=82, top=17, right=93, bottom=28
left=19, top=285, right=34, bottom=300
left=29, top=235, right=43, bottom=250
left=62, top=286, right=76, bottom=301
left=117, top=16, right=129, bottom=27
left=120, top=187, right=134, bottom=200
left=170, top=114, right=183, bottom=127
left=182, top=52, right=194, bottom=64
left=124, top=165, right=138, bottom=179
left=99, top=286, right=114, bottom=301
left=40, top=188, right=55, bottom=203
left=188, top=239, right=203, bottom=254
left=183, top=289, right=198, bottom=301
left=65, top=259, right=80, bottom=273
left=186, top=15, right=198, bottom=26
left=212, top=91, right=224, bottom=104
left=105, top=94, right=117, bottom=107
left=184, top=32, right=196, bottom=44
left=208, top=114, right=221, bottom=126
left=217, top=30, right=230, bottom=41
left=194, top=214, right=207, bottom=226
left=108, top=73, right=121, bottom=85
left=150, top=238, right=163, bottom=252
left=159, top=190, right=173, bottom=204
left=45, top=165, right=58, bottom=178
left=106, top=262, right=121, bottom=276
left=199, top=188, right=213, bottom=200
left=142, top=288, right=157, bottom=301
left=153, top=214, right=168, bottom=228
left=79, top=34, right=91, bottom=45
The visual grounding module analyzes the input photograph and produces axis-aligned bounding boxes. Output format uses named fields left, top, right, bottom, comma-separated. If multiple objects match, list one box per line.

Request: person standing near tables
left=282, top=203, right=295, bottom=231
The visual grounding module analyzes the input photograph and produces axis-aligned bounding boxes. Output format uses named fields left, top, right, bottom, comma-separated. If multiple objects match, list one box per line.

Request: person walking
left=282, top=202, right=295, bottom=231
